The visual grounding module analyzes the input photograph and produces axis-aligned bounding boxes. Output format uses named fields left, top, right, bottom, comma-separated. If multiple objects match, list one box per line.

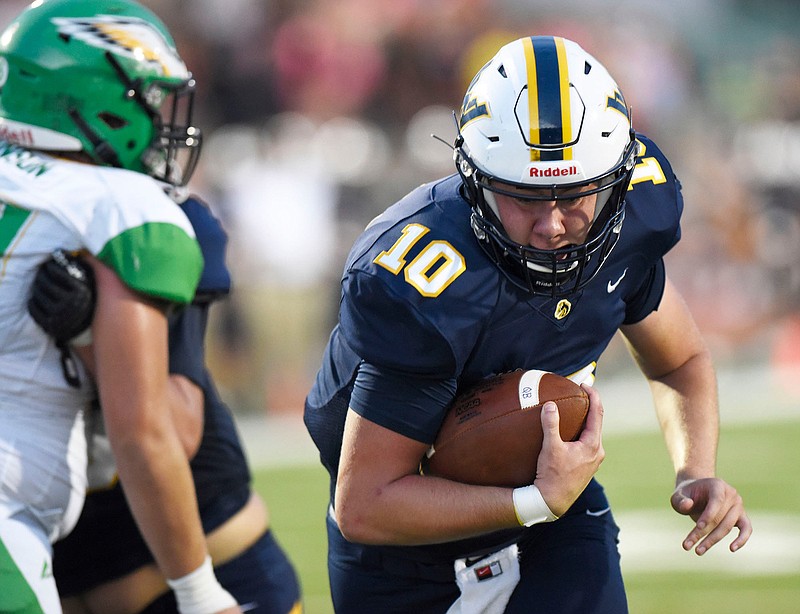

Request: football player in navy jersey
left=304, top=35, right=752, bottom=613
left=29, top=198, right=302, bottom=614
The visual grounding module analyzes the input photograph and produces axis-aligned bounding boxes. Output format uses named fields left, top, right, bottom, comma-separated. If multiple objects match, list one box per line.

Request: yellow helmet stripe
left=523, top=36, right=572, bottom=162
left=522, top=37, right=541, bottom=162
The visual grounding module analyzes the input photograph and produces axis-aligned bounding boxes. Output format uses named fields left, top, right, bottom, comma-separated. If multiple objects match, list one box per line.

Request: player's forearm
left=100, top=355, right=211, bottom=578
left=112, top=429, right=209, bottom=578
left=649, top=349, right=719, bottom=481
left=336, top=474, right=518, bottom=545
left=91, top=262, right=209, bottom=579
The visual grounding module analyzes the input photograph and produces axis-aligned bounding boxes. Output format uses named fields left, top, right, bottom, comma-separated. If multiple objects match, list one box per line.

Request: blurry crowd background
left=4, top=0, right=799, bottom=414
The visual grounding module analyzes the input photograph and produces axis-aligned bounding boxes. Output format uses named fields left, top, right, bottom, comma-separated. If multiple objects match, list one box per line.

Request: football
left=421, top=370, right=589, bottom=488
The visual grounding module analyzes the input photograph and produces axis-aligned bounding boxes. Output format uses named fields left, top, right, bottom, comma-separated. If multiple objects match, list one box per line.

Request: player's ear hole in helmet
left=0, top=0, right=202, bottom=187
left=454, top=35, right=638, bottom=297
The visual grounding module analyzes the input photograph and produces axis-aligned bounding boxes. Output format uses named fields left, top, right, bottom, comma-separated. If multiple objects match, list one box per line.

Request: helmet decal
left=606, top=90, right=630, bottom=120
left=521, top=36, right=574, bottom=161
left=52, top=16, right=188, bottom=78
left=459, top=93, right=491, bottom=131
left=459, top=63, right=492, bottom=131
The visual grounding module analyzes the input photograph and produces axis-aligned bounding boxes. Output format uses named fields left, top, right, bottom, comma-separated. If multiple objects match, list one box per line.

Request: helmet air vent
left=98, top=112, right=127, bottom=130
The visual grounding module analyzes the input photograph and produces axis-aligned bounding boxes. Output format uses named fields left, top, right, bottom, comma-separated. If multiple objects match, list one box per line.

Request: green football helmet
left=0, top=0, right=201, bottom=185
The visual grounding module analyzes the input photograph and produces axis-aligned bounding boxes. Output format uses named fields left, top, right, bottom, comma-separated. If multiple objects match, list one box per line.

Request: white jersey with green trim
left=0, top=142, right=202, bottom=405
left=0, top=143, right=203, bottom=547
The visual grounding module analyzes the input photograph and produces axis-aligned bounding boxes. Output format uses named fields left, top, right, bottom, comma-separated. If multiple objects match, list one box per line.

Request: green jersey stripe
left=0, top=202, right=33, bottom=255
left=0, top=537, right=46, bottom=613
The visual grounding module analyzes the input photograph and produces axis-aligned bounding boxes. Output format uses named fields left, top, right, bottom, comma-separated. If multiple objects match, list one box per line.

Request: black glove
left=28, top=249, right=96, bottom=345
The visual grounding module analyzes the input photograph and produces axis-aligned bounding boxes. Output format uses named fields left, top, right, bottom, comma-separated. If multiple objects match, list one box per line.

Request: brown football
left=421, top=370, right=589, bottom=487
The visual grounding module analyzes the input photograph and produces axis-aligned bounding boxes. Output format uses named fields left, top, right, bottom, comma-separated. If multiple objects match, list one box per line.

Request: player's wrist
left=512, top=484, right=558, bottom=526
left=166, top=555, right=237, bottom=614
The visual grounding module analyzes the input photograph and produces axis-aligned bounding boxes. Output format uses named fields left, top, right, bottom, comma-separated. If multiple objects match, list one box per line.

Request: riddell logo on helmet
left=529, top=165, right=578, bottom=178
left=0, top=125, right=34, bottom=147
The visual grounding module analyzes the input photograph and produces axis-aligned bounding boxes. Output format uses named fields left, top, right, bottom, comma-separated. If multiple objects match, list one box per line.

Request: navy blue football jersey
left=304, top=135, right=682, bottom=559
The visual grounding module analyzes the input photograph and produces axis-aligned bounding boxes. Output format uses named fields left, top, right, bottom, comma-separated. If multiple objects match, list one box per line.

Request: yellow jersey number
left=374, top=223, right=466, bottom=297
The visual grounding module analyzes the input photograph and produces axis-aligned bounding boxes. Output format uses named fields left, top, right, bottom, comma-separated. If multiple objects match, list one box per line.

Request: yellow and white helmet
left=455, top=35, right=638, bottom=296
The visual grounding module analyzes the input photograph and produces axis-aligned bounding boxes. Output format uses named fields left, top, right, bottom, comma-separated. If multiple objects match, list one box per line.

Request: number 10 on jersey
left=374, top=223, right=466, bottom=297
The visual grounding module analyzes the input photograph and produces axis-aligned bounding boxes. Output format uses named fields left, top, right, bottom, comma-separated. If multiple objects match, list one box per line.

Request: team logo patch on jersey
left=51, top=16, right=189, bottom=78
left=554, top=298, right=572, bottom=319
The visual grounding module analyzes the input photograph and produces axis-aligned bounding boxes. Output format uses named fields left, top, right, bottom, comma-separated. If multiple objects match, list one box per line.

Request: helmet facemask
left=458, top=139, right=635, bottom=297
left=75, top=50, right=202, bottom=186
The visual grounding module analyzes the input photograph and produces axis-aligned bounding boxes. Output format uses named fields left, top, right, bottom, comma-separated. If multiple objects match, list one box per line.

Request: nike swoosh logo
left=607, top=268, right=628, bottom=293
left=586, top=506, right=611, bottom=517
left=240, top=603, right=260, bottom=613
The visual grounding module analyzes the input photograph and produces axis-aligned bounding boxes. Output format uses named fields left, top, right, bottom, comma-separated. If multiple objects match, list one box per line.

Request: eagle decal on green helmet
left=51, top=15, right=190, bottom=79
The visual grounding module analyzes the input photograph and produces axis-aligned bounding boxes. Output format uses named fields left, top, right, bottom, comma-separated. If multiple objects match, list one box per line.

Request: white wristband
left=512, top=485, right=558, bottom=527
left=166, top=556, right=237, bottom=614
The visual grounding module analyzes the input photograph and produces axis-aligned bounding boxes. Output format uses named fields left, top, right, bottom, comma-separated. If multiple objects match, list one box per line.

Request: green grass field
left=253, top=419, right=800, bottom=614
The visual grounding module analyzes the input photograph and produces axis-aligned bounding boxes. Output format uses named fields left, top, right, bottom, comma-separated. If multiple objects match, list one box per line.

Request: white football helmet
left=455, top=36, right=637, bottom=296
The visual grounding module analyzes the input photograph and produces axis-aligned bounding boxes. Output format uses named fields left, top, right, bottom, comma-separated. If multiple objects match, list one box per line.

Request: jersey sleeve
left=86, top=171, right=203, bottom=304
left=179, top=196, right=231, bottom=303
left=339, top=269, right=460, bottom=378
left=349, top=361, right=458, bottom=443
left=623, top=258, right=666, bottom=324
left=94, top=221, right=202, bottom=304
left=618, top=135, right=684, bottom=323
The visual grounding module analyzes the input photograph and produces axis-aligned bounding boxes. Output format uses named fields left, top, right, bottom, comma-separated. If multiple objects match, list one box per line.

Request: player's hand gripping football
left=670, top=477, right=752, bottom=555
left=533, top=384, right=605, bottom=517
